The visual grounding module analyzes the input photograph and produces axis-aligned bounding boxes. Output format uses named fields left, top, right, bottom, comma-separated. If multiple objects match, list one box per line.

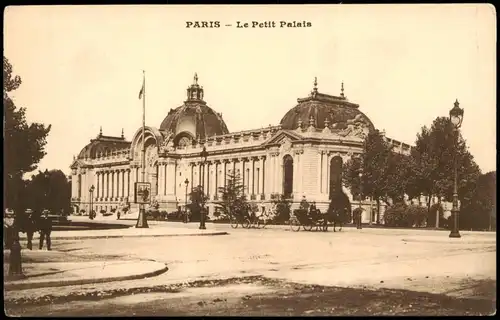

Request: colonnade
left=95, top=169, right=132, bottom=201
left=186, top=155, right=268, bottom=200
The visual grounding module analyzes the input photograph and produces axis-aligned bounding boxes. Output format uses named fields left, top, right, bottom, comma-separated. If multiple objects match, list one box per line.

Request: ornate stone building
left=71, top=74, right=424, bottom=222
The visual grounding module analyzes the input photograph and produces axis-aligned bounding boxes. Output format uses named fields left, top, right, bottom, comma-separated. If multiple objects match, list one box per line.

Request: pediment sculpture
left=337, top=114, right=370, bottom=138
left=280, top=137, right=292, bottom=152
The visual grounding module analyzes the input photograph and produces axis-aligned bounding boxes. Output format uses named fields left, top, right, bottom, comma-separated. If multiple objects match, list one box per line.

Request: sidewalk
left=4, top=249, right=168, bottom=291
left=18, top=216, right=228, bottom=240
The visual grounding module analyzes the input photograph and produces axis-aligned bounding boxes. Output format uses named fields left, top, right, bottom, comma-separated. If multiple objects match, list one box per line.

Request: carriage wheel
left=322, top=223, right=329, bottom=232
left=242, top=218, right=251, bottom=229
left=290, top=218, right=301, bottom=232
left=303, top=223, right=314, bottom=231
left=230, top=218, right=239, bottom=229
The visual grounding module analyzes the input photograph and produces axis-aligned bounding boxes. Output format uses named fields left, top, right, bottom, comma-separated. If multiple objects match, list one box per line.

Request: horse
left=326, top=202, right=351, bottom=232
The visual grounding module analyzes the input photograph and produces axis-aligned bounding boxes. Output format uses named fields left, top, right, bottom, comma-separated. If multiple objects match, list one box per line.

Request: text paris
left=236, top=21, right=312, bottom=28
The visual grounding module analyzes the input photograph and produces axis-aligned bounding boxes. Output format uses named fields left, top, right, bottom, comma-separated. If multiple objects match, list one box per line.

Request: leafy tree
left=188, top=185, right=208, bottom=222
left=460, top=171, right=496, bottom=230
left=23, top=170, right=71, bottom=214
left=407, top=117, right=481, bottom=211
left=216, top=171, right=248, bottom=219
left=343, top=130, right=396, bottom=223
left=4, top=56, right=51, bottom=212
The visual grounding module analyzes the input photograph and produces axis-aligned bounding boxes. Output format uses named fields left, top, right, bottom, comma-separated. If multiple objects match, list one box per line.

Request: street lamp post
left=184, top=178, right=189, bottom=223
left=449, top=99, right=464, bottom=238
left=199, top=146, right=208, bottom=230
left=89, top=185, right=95, bottom=220
left=358, top=171, right=363, bottom=229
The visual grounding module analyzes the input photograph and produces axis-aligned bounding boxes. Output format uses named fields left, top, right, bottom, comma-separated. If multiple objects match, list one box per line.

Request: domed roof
left=159, top=74, right=229, bottom=139
left=77, top=128, right=130, bottom=159
left=280, top=79, right=375, bottom=132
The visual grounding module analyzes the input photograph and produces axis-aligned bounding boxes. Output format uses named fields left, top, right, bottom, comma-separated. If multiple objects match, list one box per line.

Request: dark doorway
left=283, top=155, right=294, bottom=198
left=329, top=156, right=343, bottom=200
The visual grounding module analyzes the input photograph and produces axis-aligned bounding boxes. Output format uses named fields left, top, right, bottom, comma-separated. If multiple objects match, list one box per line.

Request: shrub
left=384, top=203, right=428, bottom=228
left=428, top=203, right=446, bottom=228
left=384, top=203, right=411, bottom=227
left=406, top=205, right=427, bottom=227
left=271, top=194, right=292, bottom=224
left=100, top=209, right=106, bottom=214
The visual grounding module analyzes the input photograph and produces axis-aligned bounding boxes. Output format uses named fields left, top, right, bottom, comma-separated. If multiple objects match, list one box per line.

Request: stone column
left=115, top=170, right=119, bottom=199
left=296, top=150, right=303, bottom=195
left=213, top=161, right=218, bottom=199
left=223, top=160, right=228, bottom=188
left=325, top=152, right=331, bottom=197
left=166, top=160, right=176, bottom=196
left=259, top=156, right=267, bottom=198
left=163, top=163, right=167, bottom=196
left=323, top=152, right=329, bottom=198
left=190, top=163, right=194, bottom=192
left=238, top=159, right=245, bottom=193
left=126, top=169, right=131, bottom=199
left=95, top=172, right=100, bottom=201
left=275, top=154, right=280, bottom=194
left=250, top=157, right=255, bottom=197
left=157, top=162, right=164, bottom=196
left=317, top=150, right=323, bottom=195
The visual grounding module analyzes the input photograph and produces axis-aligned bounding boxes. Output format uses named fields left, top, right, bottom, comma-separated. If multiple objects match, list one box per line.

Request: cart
left=289, top=209, right=328, bottom=232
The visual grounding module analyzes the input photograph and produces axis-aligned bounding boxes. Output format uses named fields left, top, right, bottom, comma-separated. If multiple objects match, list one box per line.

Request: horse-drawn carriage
left=289, top=200, right=351, bottom=233
left=229, top=203, right=274, bottom=229
left=290, top=208, right=328, bottom=232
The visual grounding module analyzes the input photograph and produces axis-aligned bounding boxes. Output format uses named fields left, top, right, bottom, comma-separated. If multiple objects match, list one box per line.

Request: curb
left=41, top=231, right=229, bottom=241
left=4, top=263, right=169, bottom=291
left=401, top=238, right=496, bottom=245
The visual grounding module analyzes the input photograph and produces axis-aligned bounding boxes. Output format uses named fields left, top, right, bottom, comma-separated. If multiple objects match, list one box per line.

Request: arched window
left=77, top=174, right=82, bottom=198
left=329, top=156, right=343, bottom=200
left=283, top=155, right=294, bottom=198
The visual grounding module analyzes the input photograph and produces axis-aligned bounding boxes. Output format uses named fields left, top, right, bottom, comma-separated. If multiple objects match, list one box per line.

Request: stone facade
left=70, top=75, right=443, bottom=223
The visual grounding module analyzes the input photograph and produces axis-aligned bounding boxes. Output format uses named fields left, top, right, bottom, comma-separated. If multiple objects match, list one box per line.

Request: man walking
left=24, top=209, right=36, bottom=250
left=39, top=209, right=52, bottom=250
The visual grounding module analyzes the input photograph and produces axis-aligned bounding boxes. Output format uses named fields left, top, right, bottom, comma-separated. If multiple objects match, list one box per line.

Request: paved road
left=45, top=225, right=496, bottom=294
left=5, top=226, right=496, bottom=316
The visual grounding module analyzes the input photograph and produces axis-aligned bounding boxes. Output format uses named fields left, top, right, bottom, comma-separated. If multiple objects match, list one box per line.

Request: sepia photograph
left=3, top=4, right=496, bottom=316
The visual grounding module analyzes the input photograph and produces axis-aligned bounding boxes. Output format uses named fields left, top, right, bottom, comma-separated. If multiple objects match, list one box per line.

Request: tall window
left=329, top=156, right=343, bottom=200
left=283, top=155, right=294, bottom=198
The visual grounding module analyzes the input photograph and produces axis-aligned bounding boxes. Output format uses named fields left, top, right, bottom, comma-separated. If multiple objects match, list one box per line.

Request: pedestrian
left=24, top=209, right=36, bottom=250
left=39, top=209, right=53, bottom=250
left=4, top=209, right=15, bottom=249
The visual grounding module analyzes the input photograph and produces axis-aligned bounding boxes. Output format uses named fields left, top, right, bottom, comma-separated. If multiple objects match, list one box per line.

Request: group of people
left=3, top=208, right=53, bottom=251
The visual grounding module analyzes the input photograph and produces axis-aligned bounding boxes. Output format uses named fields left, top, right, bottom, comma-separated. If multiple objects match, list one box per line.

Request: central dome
left=280, top=79, right=375, bottom=132
left=159, top=74, right=229, bottom=140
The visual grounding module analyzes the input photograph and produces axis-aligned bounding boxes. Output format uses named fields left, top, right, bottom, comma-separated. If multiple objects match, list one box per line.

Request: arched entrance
left=329, top=156, right=343, bottom=200
left=283, top=155, right=294, bottom=198
left=145, top=144, right=159, bottom=196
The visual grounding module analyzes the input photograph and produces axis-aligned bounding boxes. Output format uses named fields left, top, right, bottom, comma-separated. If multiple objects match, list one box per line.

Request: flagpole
left=136, top=70, right=149, bottom=228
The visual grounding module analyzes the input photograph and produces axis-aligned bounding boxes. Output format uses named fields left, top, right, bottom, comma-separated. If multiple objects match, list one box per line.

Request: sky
left=4, top=4, right=497, bottom=176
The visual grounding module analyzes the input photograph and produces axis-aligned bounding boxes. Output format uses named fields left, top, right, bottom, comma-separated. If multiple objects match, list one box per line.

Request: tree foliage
left=4, top=56, right=51, bottom=212
left=460, top=171, right=496, bottom=230
left=188, top=185, right=208, bottom=222
left=216, top=171, right=248, bottom=219
left=23, top=169, right=71, bottom=214
left=343, top=130, right=408, bottom=223
left=406, top=117, right=481, bottom=210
